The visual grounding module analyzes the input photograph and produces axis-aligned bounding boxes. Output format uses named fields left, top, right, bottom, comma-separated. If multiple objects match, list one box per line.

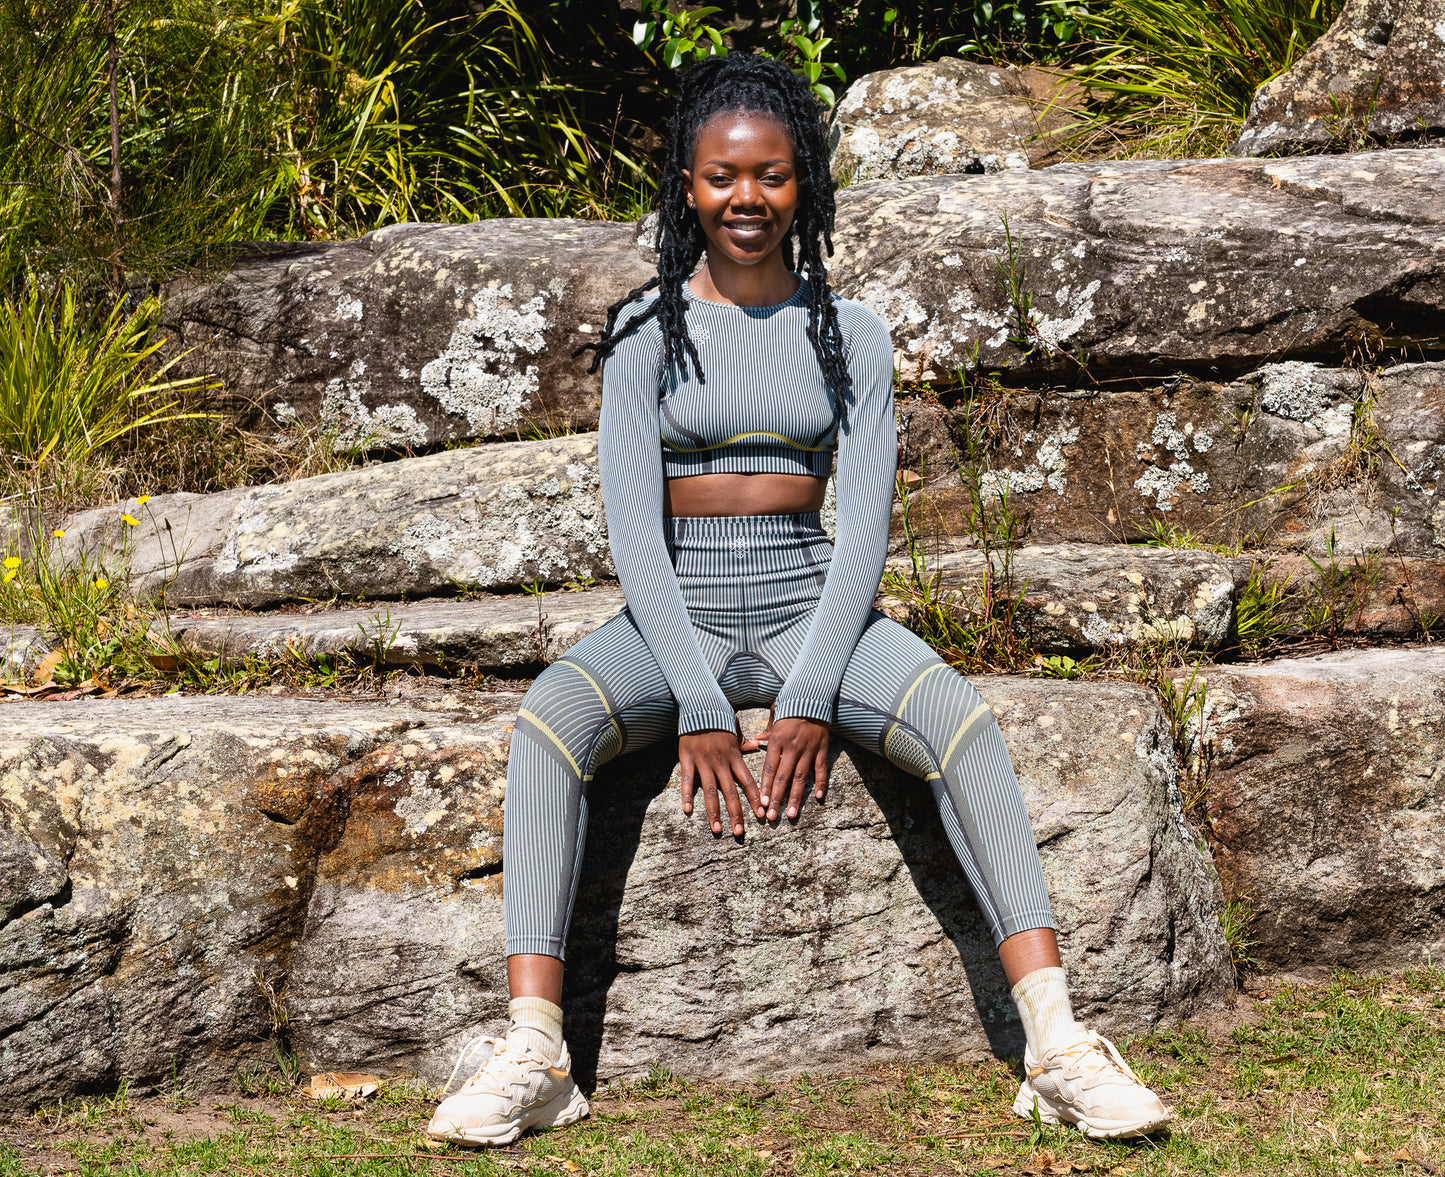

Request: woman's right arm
left=597, top=318, right=736, bottom=738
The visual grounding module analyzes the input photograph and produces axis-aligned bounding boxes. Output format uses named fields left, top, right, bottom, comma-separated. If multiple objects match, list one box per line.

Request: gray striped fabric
left=597, top=279, right=898, bottom=734
left=502, top=514, right=1055, bottom=959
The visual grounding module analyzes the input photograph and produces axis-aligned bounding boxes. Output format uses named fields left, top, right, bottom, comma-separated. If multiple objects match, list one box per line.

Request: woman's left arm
left=761, top=306, right=896, bottom=814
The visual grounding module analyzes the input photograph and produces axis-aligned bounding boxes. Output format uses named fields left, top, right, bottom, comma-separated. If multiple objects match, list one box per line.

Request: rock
left=0, top=684, right=1230, bottom=1109
left=166, top=150, right=1445, bottom=438
left=830, top=148, right=1445, bottom=382
left=161, top=219, right=655, bottom=447
left=1232, top=0, right=1445, bottom=157
left=1, top=626, right=45, bottom=683
left=883, top=543, right=1236, bottom=653
left=1194, top=649, right=1445, bottom=973
left=828, top=59, right=1076, bottom=181
left=1225, top=551, right=1445, bottom=640
left=160, top=588, right=626, bottom=672
left=56, top=434, right=612, bottom=607
left=891, top=360, right=1445, bottom=558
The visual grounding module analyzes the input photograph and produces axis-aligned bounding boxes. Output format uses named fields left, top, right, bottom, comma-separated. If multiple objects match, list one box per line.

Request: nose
left=731, top=176, right=765, bottom=210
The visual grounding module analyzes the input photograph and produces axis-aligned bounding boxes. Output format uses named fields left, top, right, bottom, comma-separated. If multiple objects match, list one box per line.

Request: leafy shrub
left=1061, top=0, right=1343, bottom=158
left=0, top=283, right=210, bottom=502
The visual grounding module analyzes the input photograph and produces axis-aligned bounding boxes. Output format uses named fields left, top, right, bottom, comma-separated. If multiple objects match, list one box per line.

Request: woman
left=427, top=53, right=1171, bottom=1147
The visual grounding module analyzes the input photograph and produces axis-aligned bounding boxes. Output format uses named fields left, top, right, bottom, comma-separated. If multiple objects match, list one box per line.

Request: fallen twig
left=319, top=1153, right=473, bottom=1163
left=906, top=1128, right=1030, bottom=1144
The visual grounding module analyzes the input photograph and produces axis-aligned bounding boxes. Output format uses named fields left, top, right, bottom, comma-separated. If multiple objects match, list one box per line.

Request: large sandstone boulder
left=0, top=685, right=1230, bottom=1110
left=57, top=434, right=611, bottom=607
left=831, top=148, right=1445, bottom=382
left=163, top=150, right=1445, bottom=444
left=162, top=219, right=655, bottom=447
left=890, top=543, right=1236, bottom=654
left=52, top=357, right=1444, bottom=608
left=896, top=360, right=1445, bottom=557
left=828, top=59, right=1076, bottom=181
left=161, top=588, right=626, bottom=672
left=1194, top=649, right=1445, bottom=974
left=1232, top=0, right=1445, bottom=157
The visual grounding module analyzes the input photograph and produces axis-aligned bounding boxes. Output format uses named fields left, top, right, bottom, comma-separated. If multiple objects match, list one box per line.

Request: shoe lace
left=439, top=1034, right=503, bottom=1100
left=1055, top=1031, right=1144, bottom=1086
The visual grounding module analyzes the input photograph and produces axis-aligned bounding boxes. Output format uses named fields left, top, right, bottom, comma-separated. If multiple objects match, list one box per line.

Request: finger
left=736, top=718, right=759, bottom=755
left=720, top=764, right=744, bottom=836
left=787, top=755, right=810, bottom=820
left=814, top=740, right=829, bottom=800
left=680, top=755, right=695, bottom=816
left=733, top=751, right=764, bottom=820
left=769, top=745, right=800, bottom=822
left=700, top=767, right=723, bottom=835
left=760, top=739, right=783, bottom=811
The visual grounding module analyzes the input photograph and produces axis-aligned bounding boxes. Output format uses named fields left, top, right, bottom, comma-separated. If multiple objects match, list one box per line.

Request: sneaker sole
left=428, top=1083, right=590, bottom=1148
left=1013, top=1079, right=1171, bottom=1140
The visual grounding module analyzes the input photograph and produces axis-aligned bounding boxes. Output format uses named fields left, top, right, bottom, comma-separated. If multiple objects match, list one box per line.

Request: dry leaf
left=1303, top=1011, right=1329, bottom=1020
left=417, top=1136, right=446, bottom=1150
left=32, top=648, right=65, bottom=684
left=561, top=1162, right=581, bottom=1172
left=306, top=1071, right=380, bottom=1100
left=1393, top=1148, right=1414, bottom=1162
left=1356, top=1148, right=1375, bottom=1163
left=755, top=1150, right=774, bottom=1159
left=146, top=651, right=180, bottom=672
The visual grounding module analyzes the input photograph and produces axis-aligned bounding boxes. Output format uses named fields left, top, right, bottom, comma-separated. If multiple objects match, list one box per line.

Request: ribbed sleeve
left=772, top=306, right=897, bottom=725
left=597, top=304, right=737, bottom=736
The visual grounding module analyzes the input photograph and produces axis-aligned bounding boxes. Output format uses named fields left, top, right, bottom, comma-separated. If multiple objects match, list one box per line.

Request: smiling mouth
left=725, top=220, right=769, bottom=234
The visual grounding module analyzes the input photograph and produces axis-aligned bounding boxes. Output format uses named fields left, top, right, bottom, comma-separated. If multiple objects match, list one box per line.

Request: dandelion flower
left=93, top=577, right=109, bottom=590
left=121, top=513, right=139, bottom=526
left=3, top=570, right=15, bottom=584
left=2, top=556, right=19, bottom=569
left=136, top=494, right=151, bottom=505
left=53, top=528, right=65, bottom=538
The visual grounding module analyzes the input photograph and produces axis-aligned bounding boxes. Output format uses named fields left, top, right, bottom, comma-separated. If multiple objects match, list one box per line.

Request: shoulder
left=608, top=289, right=665, bottom=352
left=828, top=293, right=893, bottom=357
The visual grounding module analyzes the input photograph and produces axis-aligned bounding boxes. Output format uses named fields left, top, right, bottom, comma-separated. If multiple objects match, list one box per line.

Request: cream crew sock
left=1010, top=966, right=1085, bottom=1057
left=505, top=996, right=565, bottom=1065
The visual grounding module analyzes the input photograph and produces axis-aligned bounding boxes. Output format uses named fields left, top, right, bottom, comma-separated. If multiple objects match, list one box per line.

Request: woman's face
left=681, top=111, right=799, bottom=268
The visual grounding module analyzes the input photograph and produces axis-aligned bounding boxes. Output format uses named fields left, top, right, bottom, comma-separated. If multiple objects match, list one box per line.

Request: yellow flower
left=136, top=494, right=151, bottom=505
left=121, top=513, right=139, bottom=526
left=3, top=569, right=15, bottom=584
left=53, top=528, right=65, bottom=538
left=93, top=577, right=109, bottom=590
left=2, top=556, right=19, bottom=569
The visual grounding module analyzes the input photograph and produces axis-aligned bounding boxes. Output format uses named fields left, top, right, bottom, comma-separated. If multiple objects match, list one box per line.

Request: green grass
left=4, top=969, right=1441, bottom=1176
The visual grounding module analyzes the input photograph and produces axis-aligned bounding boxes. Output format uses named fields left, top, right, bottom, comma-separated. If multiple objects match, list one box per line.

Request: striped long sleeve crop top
left=597, top=278, right=897, bottom=735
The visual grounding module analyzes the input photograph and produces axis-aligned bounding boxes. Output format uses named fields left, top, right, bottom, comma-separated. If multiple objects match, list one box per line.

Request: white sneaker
left=1012, top=1030, right=1172, bottom=1139
left=427, top=1036, right=590, bottom=1147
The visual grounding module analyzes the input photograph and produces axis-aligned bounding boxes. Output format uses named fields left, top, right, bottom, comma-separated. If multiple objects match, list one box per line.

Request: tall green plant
left=1060, top=0, right=1342, bottom=158
left=0, top=284, right=211, bottom=473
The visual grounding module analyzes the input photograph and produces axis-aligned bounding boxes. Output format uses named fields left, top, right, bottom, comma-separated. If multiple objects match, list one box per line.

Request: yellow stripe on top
left=940, top=703, right=994, bottom=774
left=661, top=430, right=834, bottom=453
left=560, top=661, right=622, bottom=746
left=518, top=709, right=585, bottom=780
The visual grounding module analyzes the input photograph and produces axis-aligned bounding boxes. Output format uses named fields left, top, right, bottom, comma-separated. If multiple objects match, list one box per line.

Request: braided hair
left=576, top=53, right=853, bottom=418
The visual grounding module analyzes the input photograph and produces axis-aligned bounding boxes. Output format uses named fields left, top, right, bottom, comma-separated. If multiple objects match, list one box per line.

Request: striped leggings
left=503, top=512, right=1055, bottom=959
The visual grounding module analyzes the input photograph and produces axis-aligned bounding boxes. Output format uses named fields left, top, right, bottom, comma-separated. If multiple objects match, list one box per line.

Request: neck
left=689, top=252, right=800, bottom=307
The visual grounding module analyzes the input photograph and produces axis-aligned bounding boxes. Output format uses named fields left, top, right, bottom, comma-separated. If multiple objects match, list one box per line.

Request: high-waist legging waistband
left=663, top=511, right=831, bottom=578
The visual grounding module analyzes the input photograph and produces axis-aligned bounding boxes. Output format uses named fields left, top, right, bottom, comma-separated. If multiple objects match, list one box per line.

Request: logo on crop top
left=691, top=328, right=710, bottom=343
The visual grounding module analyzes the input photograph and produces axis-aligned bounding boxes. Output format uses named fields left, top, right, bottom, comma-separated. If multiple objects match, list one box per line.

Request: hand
left=679, top=725, right=764, bottom=836
left=756, top=712, right=829, bottom=822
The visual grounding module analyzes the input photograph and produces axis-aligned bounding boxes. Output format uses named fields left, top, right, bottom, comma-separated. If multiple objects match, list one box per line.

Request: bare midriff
left=663, top=472, right=828, bottom=517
